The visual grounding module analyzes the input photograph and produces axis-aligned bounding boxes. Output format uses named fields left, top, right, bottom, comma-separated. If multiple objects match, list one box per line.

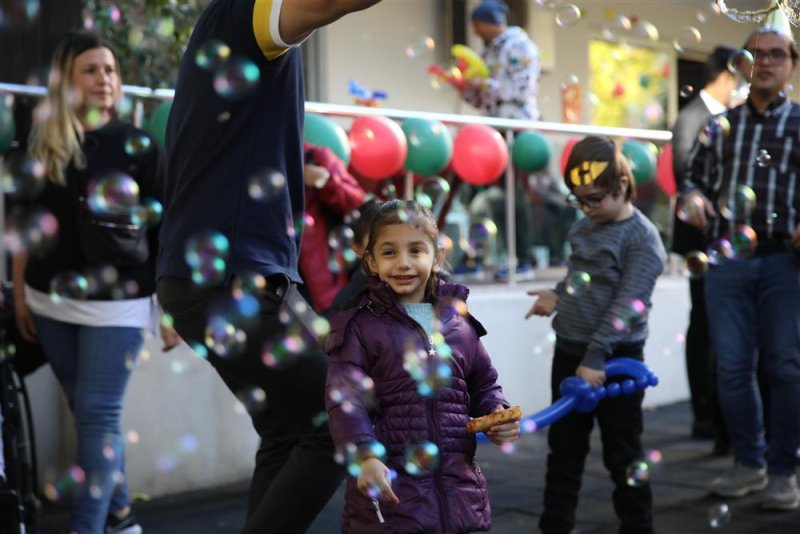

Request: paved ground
left=39, top=401, right=799, bottom=533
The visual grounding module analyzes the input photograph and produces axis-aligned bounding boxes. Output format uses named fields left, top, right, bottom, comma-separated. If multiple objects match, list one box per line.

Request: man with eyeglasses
left=680, top=24, right=800, bottom=511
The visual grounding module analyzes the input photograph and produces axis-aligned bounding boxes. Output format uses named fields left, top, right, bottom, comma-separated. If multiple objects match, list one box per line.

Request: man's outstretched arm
left=279, top=0, right=383, bottom=44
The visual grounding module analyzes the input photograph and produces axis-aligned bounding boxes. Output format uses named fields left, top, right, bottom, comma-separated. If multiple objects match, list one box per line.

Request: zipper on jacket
left=422, top=333, right=451, bottom=533
left=393, top=304, right=453, bottom=532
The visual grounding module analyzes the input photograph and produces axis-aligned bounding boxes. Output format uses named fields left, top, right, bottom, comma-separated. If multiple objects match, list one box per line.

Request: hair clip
left=569, top=161, right=608, bottom=186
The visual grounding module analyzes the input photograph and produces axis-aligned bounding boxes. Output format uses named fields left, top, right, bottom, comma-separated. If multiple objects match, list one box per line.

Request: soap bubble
left=708, top=503, right=731, bottom=528
left=565, top=271, right=591, bottom=295
left=673, top=26, right=702, bottom=52
left=404, top=442, right=439, bottom=476
left=195, top=39, right=231, bottom=71
left=213, top=57, right=260, bottom=100
left=555, top=4, right=582, bottom=28
left=685, top=251, right=709, bottom=279
left=625, top=459, right=651, bottom=487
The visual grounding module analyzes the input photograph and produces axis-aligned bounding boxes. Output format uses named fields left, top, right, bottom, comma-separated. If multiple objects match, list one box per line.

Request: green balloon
left=304, top=113, right=350, bottom=165
left=622, top=141, right=657, bottom=185
left=145, top=101, right=172, bottom=148
left=511, top=131, right=551, bottom=172
left=401, top=118, right=453, bottom=176
left=0, top=96, right=16, bottom=154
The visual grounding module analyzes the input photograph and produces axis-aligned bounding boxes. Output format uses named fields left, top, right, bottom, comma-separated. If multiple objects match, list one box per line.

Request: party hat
left=763, top=0, right=794, bottom=37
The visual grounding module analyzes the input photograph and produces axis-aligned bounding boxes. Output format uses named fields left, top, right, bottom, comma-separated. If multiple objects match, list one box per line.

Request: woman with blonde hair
left=12, top=31, right=179, bottom=534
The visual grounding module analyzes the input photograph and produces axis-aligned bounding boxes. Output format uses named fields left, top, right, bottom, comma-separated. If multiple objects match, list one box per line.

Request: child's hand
left=525, top=289, right=558, bottom=319
left=576, top=365, right=605, bottom=388
left=303, top=163, right=330, bottom=188
left=486, top=404, right=521, bottom=445
left=357, top=457, right=399, bottom=506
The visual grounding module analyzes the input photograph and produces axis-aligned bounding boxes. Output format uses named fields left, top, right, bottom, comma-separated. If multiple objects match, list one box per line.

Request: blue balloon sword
left=476, top=358, right=658, bottom=440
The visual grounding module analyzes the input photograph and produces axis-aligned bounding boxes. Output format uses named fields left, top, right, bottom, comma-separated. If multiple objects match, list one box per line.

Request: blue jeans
left=34, top=316, right=143, bottom=534
left=705, top=251, right=800, bottom=475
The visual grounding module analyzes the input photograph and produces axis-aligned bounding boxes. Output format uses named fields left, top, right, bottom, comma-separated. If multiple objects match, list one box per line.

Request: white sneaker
left=710, top=464, right=768, bottom=498
left=761, top=474, right=800, bottom=511
left=105, top=509, right=143, bottom=534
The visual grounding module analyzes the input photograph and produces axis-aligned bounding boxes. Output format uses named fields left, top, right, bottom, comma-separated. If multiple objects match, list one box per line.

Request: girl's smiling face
left=366, top=223, right=442, bottom=303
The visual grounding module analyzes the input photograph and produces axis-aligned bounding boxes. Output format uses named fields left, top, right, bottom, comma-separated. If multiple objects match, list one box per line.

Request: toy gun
left=427, top=44, right=489, bottom=91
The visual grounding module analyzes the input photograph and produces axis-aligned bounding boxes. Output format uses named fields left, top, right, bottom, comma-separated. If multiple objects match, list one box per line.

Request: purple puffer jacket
left=325, top=277, right=509, bottom=533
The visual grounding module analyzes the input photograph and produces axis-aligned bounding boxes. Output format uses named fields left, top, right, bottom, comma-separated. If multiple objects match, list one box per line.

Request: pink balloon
left=348, top=116, right=408, bottom=181
left=656, top=142, right=677, bottom=197
left=452, top=124, right=508, bottom=185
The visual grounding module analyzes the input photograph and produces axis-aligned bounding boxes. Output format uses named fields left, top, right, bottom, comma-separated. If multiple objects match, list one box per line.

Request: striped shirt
left=552, top=209, right=667, bottom=370
left=682, top=95, right=800, bottom=242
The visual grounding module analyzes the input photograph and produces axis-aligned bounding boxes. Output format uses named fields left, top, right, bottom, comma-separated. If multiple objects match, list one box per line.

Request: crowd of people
left=1, top=0, right=800, bottom=533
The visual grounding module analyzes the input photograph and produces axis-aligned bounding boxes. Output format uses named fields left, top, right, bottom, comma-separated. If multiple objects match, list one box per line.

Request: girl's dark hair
left=363, top=200, right=443, bottom=301
left=352, top=197, right=382, bottom=247
left=563, top=135, right=636, bottom=202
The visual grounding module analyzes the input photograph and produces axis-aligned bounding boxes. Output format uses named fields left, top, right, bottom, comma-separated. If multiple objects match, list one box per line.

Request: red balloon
left=559, top=138, right=580, bottom=177
left=656, top=142, right=677, bottom=196
left=348, top=116, right=408, bottom=181
left=452, top=124, right=508, bottom=185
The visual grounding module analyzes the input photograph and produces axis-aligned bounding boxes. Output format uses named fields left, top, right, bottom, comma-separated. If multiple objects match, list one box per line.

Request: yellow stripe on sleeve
left=253, top=0, right=290, bottom=61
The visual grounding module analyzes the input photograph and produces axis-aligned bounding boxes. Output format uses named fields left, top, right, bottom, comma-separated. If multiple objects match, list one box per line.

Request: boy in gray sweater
left=526, top=136, right=666, bottom=534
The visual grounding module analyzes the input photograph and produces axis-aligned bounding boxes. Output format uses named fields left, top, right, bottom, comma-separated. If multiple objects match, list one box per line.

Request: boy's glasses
left=745, top=47, right=791, bottom=63
left=566, top=191, right=608, bottom=209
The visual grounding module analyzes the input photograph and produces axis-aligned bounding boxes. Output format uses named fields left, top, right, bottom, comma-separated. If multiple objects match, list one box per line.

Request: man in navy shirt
left=156, top=1, right=383, bottom=532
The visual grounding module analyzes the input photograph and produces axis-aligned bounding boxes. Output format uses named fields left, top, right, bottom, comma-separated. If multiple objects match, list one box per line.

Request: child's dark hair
left=352, top=197, right=382, bottom=247
left=563, top=136, right=637, bottom=202
left=364, top=199, right=442, bottom=300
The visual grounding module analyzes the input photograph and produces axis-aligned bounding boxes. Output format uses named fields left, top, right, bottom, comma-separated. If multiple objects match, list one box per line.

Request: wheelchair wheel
left=1, top=354, right=41, bottom=534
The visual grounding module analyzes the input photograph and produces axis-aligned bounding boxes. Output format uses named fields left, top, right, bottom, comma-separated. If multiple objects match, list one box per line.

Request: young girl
left=325, top=200, right=520, bottom=533
left=526, top=136, right=666, bottom=534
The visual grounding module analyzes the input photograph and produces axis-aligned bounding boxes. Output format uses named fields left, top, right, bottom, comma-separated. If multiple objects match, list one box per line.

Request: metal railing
left=1, top=82, right=674, bottom=285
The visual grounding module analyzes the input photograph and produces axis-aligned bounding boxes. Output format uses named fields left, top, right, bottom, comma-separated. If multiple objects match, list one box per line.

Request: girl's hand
left=576, top=365, right=605, bottom=388
left=357, top=458, right=399, bottom=506
left=525, top=289, right=558, bottom=318
left=486, top=404, right=521, bottom=445
left=14, top=296, right=38, bottom=342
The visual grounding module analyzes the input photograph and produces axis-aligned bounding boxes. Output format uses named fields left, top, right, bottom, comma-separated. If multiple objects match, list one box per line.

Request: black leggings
left=540, top=348, right=653, bottom=534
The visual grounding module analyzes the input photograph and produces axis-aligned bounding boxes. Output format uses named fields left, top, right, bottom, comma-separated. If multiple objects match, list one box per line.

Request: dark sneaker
left=106, top=509, right=143, bottom=534
left=451, top=263, right=484, bottom=282
left=710, top=465, right=767, bottom=498
left=762, top=474, right=800, bottom=511
left=494, top=263, right=535, bottom=282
